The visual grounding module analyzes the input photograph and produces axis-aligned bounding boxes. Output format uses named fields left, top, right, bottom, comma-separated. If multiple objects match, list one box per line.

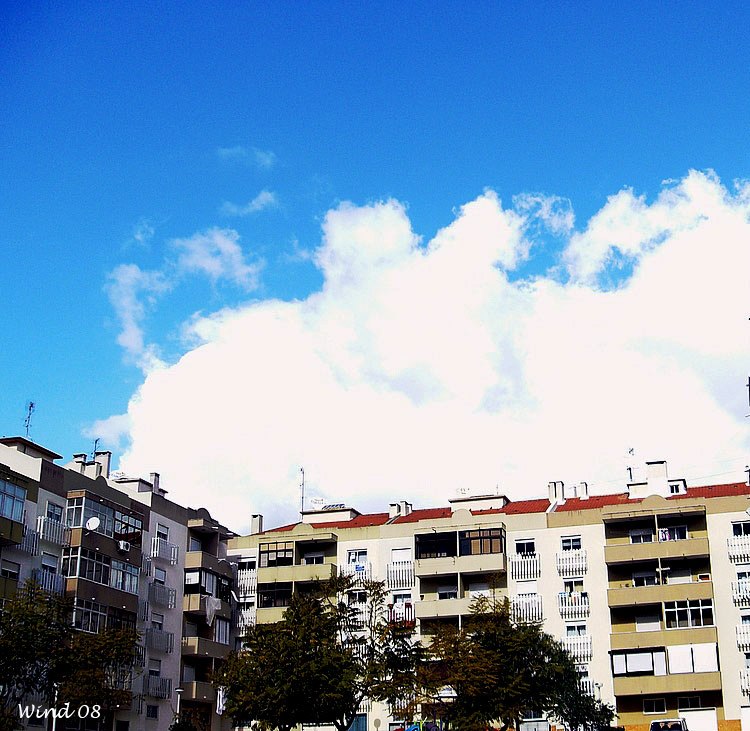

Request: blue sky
left=2, top=3, right=749, bottom=528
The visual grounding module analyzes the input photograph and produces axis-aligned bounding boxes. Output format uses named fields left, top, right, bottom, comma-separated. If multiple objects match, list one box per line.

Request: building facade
left=228, top=462, right=750, bottom=731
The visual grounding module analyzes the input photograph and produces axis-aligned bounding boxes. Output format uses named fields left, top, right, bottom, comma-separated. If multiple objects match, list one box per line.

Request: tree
left=0, top=580, right=139, bottom=731
left=216, top=577, right=421, bottom=731
left=414, top=595, right=614, bottom=731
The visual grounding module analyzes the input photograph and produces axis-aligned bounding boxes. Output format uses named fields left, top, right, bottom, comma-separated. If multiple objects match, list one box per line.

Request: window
left=303, top=552, right=324, bottom=565
left=348, top=549, right=367, bottom=565
left=259, top=541, right=294, bottom=568
left=392, top=591, right=411, bottom=604
left=156, top=523, right=169, bottom=541
left=0, top=560, right=20, bottom=580
left=437, top=585, right=458, bottom=600
left=41, top=553, right=58, bottom=573
left=148, top=659, right=161, bottom=677
left=459, top=528, right=504, bottom=556
left=659, top=526, right=687, bottom=542
left=566, top=622, right=587, bottom=637
left=734, top=522, right=750, bottom=536
left=643, top=698, right=667, bottom=714
left=516, top=579, right=538, bottom=595
left=630, top=528, right=653, bottom=544
left=666, top=567, right=692, bottom=585
left=110, top=560, right=139, bottom=594
left=348, top=590, right=367, bottom=605
left=633, top=571, right=659, bottom=587
left=188, top=536, right=202, bottom=552
left=185, top=569, right=200, bottom=585
left=73, top=599, right=107, bottom=633
left=0, top=479, right=26, bottom=522
left=65, top=497, right=115, bottom=536
left=107, top=607, right=136, bottom=631
left=258, top=582, right=293, bottom=608
left=214, top=617, right=230, bottom=645
left=612, top=649, right=667, bottom=676
left=563, top=578, right=584, bottom=594
left=151, top=612, right=164, bottom=630
left=114, top=510, right=142, bottom=546
left=635, top=613, right=661, bottom=632
left=561, top=536, right=582, bottom=551
left=741, top=611, right=750, bottom=626
left=667, top=643, right=718, bottom=673
left=391, top=547, right=412, bottom=563
left=415, top=532, right=457, bottom=559
left=678, top=697, right=702, bottom=710
left=146, top=706, right=158, bottom=720
left=515, top=539, right=536, bottom=555
left=46, top=501, right=63, bottom=522
left=154, top=567, right=166, bottom=585
left=664, top=600, right=713, bottom=629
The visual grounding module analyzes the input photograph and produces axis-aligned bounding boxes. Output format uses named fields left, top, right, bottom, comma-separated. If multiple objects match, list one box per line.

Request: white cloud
left=83, top=413, right=132, bottom=451
left=130, top=219, right=155, bottom=247
left=513, top=192, right=575, bottom=236
left=217, top=146, right=277, bottom=170
left=171, top=228, right=263, bottom=290
left=220, top=190, right=278, bottom=217
left=103, top=171, right=749, bottom=532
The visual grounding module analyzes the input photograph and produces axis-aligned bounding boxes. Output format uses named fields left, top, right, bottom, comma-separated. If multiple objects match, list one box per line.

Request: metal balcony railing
left=237, top=607, right=257, bottom=633
left=386, top=561, right=414, bottom=590
left=509, top=554, right=541, bottom=580
left=150, top=536, right=178, bottom=565
left=729, top=536, right=750, bottom=563
left=732, top=581, right=750, bottom=607
left=36, top=516, right=70, bottom=546
left=19, top=527, right=39, bottom=555
left=556, top=549, right=587, bottom=577
left=511, top=594, right=543, bottom=623
left=388, top=602, right=415, bottom=624
left=138, top=599, right=150, bottom=622
left=737, top=625, right=750, bottom=650
left=143, top=675, right=172, bottom=699
left=340, top=562, right=372, bottom=583
left=237, top=569, right=257, bottom=595
left=145, top=628, right=174, bottom=654
left=561, top=634, right=593, bottom=662
left=558, top=591, right=590, bottom=619
left=31, top=569, right=64, bottom=594
left=741, top=669, right=750, bottom=696
left=148, top=582, right=177, bottom=609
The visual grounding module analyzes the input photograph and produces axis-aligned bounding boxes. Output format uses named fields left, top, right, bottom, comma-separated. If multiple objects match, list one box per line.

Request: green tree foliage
left=216, top=577, right=421, bottom=731
left=416, top=595, right=614, bottom=731
left=0, top=579, right=139, bottom=731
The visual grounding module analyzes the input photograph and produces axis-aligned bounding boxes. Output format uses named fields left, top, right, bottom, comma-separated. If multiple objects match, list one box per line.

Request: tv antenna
left=91, top=438, right=100, bottom=459
left=299, top=467, right=305, bottom=519
left=23, top=401, right=35, bottom=438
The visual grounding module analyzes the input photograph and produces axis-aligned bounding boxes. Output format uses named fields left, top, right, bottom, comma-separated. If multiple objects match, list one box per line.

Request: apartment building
left=0, top=437, right=235, bottom=731
left=228, top=461, right=750, bottom=731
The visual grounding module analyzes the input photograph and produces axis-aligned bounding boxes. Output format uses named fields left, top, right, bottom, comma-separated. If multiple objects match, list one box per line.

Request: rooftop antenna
left=91, top=438, right=100, bottom=460
left=23, top=401, right=35, bottom=438
left=299, top=467, right=305, bottom=519
left=626, top=447, right=635, bottom=481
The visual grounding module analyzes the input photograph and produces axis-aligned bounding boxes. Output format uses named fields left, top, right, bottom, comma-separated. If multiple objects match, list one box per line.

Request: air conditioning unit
left=117, top=540, right=131, bottom=552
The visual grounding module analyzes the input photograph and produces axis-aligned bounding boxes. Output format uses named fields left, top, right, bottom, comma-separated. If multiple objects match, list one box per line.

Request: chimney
left=250, top=514, right=264, bottom=535
left=72, top=453, right=87, bottom=472
left=547, top=481, right=565, bottom=505
left=389, top=503, right=401, bottom=519
left=579, top=481, right=589, bottom=501
left=399, top=500, right=412, bottom=517
left=646, top=461, right=669, bottom=495
left=93, top=451, right=112, bottom=479
left=149, top=472, right=160, bottom=493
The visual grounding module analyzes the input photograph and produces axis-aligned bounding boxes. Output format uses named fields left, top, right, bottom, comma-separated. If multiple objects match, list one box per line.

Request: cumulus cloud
left=220, top=190, right=278, bottom=217
left=102, top=171, right=749, bottom=532
left=83, top=413, right=132, bottom=451
left=513, top=193, right=575, bottom=237
left=217, top=145, right=277, bottom=170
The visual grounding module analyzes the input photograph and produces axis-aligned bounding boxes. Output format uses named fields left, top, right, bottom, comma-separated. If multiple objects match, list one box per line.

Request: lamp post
left=175, top=687, right=183, bottom=719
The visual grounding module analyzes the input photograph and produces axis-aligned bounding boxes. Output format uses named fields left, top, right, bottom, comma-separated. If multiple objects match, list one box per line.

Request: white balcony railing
left=579, top=677, right=595, bottom=697
left=31, top=569, right=64, bottom=594
left=561, top=634, right=593, bottom=662
left=19, top=527, right=39, bottom=555
left=340, top=562, right=372, bottom=583
left=150, top=536, right=178, bottom=565
left=732, top=581, right=750, bottom=607
left=509, top=554, right=541, bottom=580
left=729, top=536, right=750, bottom=563
left=737, top=625, right=750, bottom=650
left=386, top=561, right=415, bottom=590
left=237, top=607, right=257, bottom=633
left=511, top=594, right=543, bottom=623
left=36, top=516, right=70, bottom=546
left=741, top=669, right=750, bottom=695
left=148, top=582, right=177, bottom=609
left=556, top=549, right=587, bottom=577
left=237, top=569, right=257, bottom=596
left=145, top=628, right=174, bottom=654
left=143, top=675, right=172, bottom=699
left=558, top=591, right=590, bottom=619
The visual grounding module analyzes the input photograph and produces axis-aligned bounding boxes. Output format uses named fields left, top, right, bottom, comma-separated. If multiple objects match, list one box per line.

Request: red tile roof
left=673, top=482, right=750, bottom=499
left=392, top=507, right=452, bottom=523
left=311, top=512, right=391, bottom=529
left=500, top=498, right=551, bottom=515
left=554, top=493, right=636, bottom=512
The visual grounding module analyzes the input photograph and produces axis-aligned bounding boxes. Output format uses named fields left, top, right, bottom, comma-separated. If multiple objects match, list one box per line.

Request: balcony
left=728, top=535, right=750, bottom=563
left=257, top=561, right=337, bottom=584
left=556, top=549, right=587, bottom=577
left=613, top=672, right=721, bottom=696
left=732, top=581, right=750, bottom=607
left=181, top=636, right=231, bottom=659
left=237, top=568, right=257, bottom=595
left=237, top=607, right=257, bottom=633
left=741, top=669, right=750, bottom=695
left=31, top=569, right=64, bottom=595
left=143, top=675, right=172, bottom=699
left=388, top=602, right=415, bottom=625
left=610, top=626, right=717, bottom=650
left=138, top=599, right=149, bottom=622
left=560, top=634, right=592, bottom=662
left=0, top=575, right=18, bottom=601
left=180, top=681, right=215, bottom=702
left=737, top=625, right=750, bottom=650
left=19, top=528, right=39, bottom=555
left=0, top=515, right=24, bottom=547
left=386, top=561, right=414, bottom=589
left=148, top=582, right=177, bottom=609
left=415, top=596, right=473, bottom=619
left=36, top=516, right=70, bottom=546
left=182, top=593, right=232, bottom=620
left=145, top=628, right=174, bottom=654
left=607, top=580, right=713, bottom=608
left=604, top=537, right=709, bottom=564
left=340, top=562, right=372, bottom=583
left=255, top=606, right=287, bottom=624
left=558, top=591, right=590, bottom=619
left=150, top=537, right=179, bottom=565
left=509, top=554, right=540, bottom=581
left=511, top=594, right=543, bottom=623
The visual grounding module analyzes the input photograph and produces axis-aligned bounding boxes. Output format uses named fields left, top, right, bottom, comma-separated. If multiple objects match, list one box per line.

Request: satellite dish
left=85, top=516, right=101, bottom=531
